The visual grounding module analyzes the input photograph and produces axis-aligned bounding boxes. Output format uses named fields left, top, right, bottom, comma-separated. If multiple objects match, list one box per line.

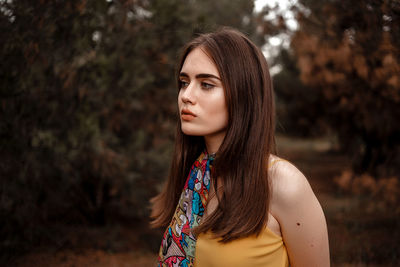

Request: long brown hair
left=150, top=27, right=275, bottom=242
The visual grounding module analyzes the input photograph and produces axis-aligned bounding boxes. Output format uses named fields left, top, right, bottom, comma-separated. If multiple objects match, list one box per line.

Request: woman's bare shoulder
left=267, top=155, right=330, bottom=266
left=268, top=155, right=314, bottom=209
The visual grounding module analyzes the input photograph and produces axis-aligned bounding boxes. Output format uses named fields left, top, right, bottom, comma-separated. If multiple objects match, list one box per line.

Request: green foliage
left=0, top=0, right=259, bottom=260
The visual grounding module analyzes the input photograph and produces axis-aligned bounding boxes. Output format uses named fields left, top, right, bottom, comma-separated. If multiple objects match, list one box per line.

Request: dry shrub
left=376, top=177, right=400, bottom=206
left=334, top=170, right=400, bottom=212
left=352, top=174, right=377, bottom=195
left=333, top=170, right=353, bottom=191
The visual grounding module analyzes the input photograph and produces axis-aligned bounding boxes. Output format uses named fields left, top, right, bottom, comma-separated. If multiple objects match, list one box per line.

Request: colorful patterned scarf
left=158, top=151, right=215, bottom=267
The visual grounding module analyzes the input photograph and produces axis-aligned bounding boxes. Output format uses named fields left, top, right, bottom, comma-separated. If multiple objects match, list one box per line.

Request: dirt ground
left=12, top=136, right=399, bottom=266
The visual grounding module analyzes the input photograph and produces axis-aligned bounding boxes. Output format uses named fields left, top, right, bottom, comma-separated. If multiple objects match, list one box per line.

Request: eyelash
left=179, top=80, right=189, bottom=89
left=179, top=80, right=215, bottom=90
left=201, top=82, right=215, bottom=90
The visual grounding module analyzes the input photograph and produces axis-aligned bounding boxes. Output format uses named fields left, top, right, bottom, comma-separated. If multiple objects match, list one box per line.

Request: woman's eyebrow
left=179, top=72, right=189, bottom=78
left=179, top=72, right=221, bottom=80
left=196, top=73, right=221, bottom=80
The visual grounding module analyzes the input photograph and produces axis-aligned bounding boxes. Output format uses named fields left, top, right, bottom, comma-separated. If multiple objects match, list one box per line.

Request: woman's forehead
left=181, top=48, right=220, bottom=78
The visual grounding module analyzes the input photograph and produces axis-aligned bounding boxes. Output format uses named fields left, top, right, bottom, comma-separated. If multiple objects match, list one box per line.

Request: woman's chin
left=181, top=127, right=203, bottom=136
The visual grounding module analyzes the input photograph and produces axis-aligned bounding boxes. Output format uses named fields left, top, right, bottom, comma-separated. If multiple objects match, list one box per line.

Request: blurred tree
left=273, top=49, right=329, bottom=137
left=253, top=3, right=324, bottom=136
left=0, top=0, right=260, bottom=260
left=273, top=0, right=400, bottom=176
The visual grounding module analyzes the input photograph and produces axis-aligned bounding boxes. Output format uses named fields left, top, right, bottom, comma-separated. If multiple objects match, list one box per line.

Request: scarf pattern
left=158, top=151, right=214, bottom=267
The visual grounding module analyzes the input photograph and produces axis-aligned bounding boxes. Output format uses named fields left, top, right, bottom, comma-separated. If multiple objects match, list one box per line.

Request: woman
left=151, top=27, right=330, bottom=267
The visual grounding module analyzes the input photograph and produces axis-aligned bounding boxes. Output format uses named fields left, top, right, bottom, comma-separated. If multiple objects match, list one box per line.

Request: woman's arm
left=270, top=160, right=330, bottom=267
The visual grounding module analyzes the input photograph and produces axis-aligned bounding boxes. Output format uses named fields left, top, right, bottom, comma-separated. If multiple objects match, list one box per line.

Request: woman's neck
left=204, top=130, right=226, bottom=154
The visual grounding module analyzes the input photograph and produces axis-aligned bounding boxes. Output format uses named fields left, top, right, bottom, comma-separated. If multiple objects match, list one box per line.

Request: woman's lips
left=181, top=109, right=196, bottom=121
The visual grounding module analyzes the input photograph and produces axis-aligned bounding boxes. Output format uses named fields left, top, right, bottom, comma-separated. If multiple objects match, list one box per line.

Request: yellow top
left=194, top=157, right=289, bottom=267
left=195, top=227, right=289, bottom=267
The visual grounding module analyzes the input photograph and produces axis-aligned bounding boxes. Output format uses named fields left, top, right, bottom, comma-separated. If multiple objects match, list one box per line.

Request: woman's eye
left=201, top=82, right=215, bottom=90
left=180, top=80, right=189, bottom=89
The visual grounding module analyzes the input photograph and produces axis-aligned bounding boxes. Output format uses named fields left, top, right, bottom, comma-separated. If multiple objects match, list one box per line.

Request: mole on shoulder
left=296, top=222, right=300, bottom=226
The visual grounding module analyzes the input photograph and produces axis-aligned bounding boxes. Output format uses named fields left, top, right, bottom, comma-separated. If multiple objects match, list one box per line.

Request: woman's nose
left=180, top=83, right=196, bottom=104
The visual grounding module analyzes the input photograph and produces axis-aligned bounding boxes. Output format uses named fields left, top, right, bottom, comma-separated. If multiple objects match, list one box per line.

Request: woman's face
left=178, top=47, right=228, bottom=141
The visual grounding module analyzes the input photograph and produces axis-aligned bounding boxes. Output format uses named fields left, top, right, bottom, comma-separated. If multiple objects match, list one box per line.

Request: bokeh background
left=1, top=0, right=399, bottom=266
